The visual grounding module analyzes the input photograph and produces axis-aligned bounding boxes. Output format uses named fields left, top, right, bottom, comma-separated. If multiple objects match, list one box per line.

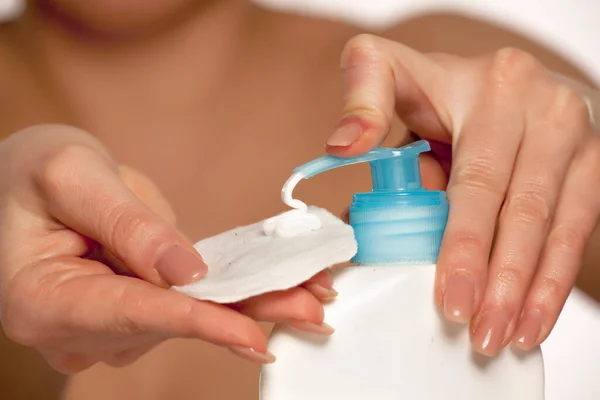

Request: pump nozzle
left=296, top=140, right=429, bottom=187
left=282, top=140, right=448, bottom=264
left=282, top=140, right=431, bottom=209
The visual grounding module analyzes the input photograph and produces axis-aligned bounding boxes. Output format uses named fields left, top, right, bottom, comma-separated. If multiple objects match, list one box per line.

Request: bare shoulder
left=381, top=12, right=593, bottom=84
left=263, top=9, right=594, bottom=85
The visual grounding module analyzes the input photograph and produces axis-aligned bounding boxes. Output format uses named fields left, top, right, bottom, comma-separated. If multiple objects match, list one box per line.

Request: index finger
left=25, top=257, right=273, bottom=364
left=326, top=34, right=451, bottom=157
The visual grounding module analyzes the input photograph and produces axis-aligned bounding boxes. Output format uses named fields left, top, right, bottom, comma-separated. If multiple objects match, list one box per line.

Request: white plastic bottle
left=259, top=140, right=544, bottom=400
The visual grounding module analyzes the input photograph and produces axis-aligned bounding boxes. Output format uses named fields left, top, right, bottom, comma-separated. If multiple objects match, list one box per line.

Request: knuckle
left=178, top=299, right=198, bottom=327
left=176, top=300, right=209, bottom=337
left=452, top=234, right=487, bottom=253
left=108, top=203, right=145, bottom=242
left=488, top=47, right=540, bottom=89
left=548, top=225, right=586, bottom=255
left=108, top=286, right=147, bottom=335
left=341, top=33, right=385, bottom=69
left=494, top=261, right=525, bottom=288
left=502, top=185, right=551, bottom=225
left=340, top=105, right=389, bottom=124
left=535, top=274, right=565, bottom=304
left=37, top=144, right=96, bottom=195
left=444, top=232, right=488, bottom=273
left=106, top=202, right=165, bottom=255
left=550, top=84, right=591, bottom=130
left=451, top=153, right=506, bottom=198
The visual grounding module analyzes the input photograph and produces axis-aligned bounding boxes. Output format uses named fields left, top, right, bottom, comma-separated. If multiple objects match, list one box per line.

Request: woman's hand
left=327, top=34, right=600, bottom=356
left=0, top=125, right=332, bottom=374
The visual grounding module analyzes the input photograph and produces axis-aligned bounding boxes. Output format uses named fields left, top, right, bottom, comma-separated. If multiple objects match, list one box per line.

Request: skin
left=0, top=0, right=599, bottom=399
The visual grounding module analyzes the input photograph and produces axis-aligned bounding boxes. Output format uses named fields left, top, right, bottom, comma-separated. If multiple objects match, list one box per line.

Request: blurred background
left=0, top=0, right=599, bottom=399
left=3, top=0, right=596, bottom=79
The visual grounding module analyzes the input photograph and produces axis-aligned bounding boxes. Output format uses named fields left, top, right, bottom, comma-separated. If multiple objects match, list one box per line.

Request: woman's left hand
left=327, top=34, right=600, bottom=356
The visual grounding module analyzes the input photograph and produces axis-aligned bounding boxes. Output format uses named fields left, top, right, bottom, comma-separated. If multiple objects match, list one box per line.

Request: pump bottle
left=259, top=140, right=544, bottom=400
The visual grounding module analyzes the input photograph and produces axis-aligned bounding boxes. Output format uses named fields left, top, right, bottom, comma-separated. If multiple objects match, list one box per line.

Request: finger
left=394, top=133, right=449, bottom=190
left=40, top=351, right=96, bottom=375
left=420, top=152, right=448, bottom=191
left=326, top=34, right=451, bottom=157
left=341, top=208, right=350, bottom=224
left=88, top=165, right=178, bottom=277
left=36, top=145, right=205, bottom=287
left=12, top=257, right=273, bottom=364
left=511, top=142, right=600, bottom=350
left=302, top=269, right=338, bottom=301
left=119, top=165, right=177, bottom=224
left=436, top=51, right=541, bottom=325
left=471, top=84, right=582, bottom=356
left=103, top=278, right=269, bottom=355
left=93, top=335, right=162, bottom=367
left=86, top=244, right=138, bottom=278
left=232, top=287, right=333, bottom=336
left=102, top=343, right=159, bottom=367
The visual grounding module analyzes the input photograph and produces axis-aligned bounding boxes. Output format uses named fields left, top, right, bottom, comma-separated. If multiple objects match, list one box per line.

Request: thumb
left=92, top=165, right=180, bottom=278
left=37, top=145, right=206, bottom=287
left=326, top=34, right=456, bottom=157
left=119, top=165, right=177, bottom=224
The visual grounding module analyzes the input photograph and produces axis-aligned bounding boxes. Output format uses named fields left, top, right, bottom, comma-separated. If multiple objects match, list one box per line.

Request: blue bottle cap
left=292, top=140, right=448, bottom=264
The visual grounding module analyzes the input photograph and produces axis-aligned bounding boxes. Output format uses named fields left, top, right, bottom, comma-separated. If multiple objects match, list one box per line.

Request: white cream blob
left=281, top=172, right=307, bottom=210
left=263, top=209, right=322, bottom=238
left=263, top=172, right=323, bottom=238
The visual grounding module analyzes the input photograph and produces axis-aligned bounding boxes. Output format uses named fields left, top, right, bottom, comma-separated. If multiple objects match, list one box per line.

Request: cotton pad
left=172, top=206, right=357, bottom=303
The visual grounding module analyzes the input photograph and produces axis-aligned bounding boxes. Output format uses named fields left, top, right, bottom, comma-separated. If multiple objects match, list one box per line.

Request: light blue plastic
left=293, top=140, right=449, bottom=264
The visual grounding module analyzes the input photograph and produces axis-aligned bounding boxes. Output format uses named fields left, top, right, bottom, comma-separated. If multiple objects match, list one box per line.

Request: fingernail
left=288, top=320, right=335, bottom=336
left=443, top=274, right=476, bottom=323
left=512, top=310, right=542, bottom=350
left=327, top=121, right=363, bottom=147
left=229, top=346, right=276, bottom=364
left=305, top=282, right=338, bottom=300
left=154, top=245, right=207, bottom=286
left=472, top=310, right=510, bottom=357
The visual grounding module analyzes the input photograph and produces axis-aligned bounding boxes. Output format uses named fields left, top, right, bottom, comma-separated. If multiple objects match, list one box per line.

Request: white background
left=1, top=0, right=600, bottom=399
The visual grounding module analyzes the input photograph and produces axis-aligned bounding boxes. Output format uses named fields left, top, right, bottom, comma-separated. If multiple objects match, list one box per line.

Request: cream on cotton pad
left=172, top=206, right=357, bottom=304
left=262, top=208, right=322, bottom=238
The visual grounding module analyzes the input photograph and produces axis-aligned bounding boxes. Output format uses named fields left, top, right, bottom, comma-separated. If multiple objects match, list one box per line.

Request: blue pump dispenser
left=292, top=140, right=449, bottom=264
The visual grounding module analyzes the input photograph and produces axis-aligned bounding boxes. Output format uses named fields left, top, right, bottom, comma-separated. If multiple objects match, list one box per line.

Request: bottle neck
left=349, top=191, right=449, bottom=265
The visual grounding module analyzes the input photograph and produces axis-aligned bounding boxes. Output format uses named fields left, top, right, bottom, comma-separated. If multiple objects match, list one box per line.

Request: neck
left=14, top=0, right=256, bottom=58
left=4, top=0, right=260, bottom=125
left=24, top=0, right=246, bottom=39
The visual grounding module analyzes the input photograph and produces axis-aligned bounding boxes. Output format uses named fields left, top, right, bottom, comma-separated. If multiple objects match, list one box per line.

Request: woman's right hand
left=0, top=125, right=330, bottom=374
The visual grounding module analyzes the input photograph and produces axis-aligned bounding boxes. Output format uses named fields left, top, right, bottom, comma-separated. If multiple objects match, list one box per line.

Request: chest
left=2, top=62, right=376, bottom=241
left=108, top=88, right=378, bottom=241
